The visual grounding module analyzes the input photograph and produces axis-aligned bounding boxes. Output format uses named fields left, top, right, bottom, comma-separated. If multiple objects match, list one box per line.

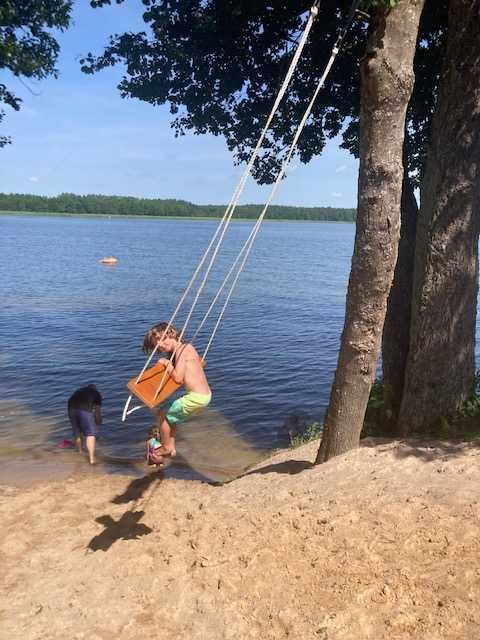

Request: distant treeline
left=0, top=193, right=356, bottom=221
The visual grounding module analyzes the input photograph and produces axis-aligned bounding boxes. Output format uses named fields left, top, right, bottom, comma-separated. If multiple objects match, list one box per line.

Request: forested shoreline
left=0, top=193, right=355, bottom=221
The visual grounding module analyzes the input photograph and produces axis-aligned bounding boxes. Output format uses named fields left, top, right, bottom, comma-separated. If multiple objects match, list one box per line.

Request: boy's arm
left=160, top=350, right=188, bottom=385
left=169, top=353, right=187, bottom=385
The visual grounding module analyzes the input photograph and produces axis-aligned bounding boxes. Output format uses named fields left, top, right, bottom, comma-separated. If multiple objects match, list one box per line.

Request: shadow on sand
left=361, top=436, right=480, bottom=462
left=111, top=470, right=163, bottom=504
left=87, top=471, right=164, bottom=552
left=242, top=459, right=313, bottom=478
left=88, top=511, right=153, bottom=552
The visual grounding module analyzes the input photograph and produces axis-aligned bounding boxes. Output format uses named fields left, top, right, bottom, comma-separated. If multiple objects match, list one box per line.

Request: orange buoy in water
left=99, top=256, right=118, bottom=265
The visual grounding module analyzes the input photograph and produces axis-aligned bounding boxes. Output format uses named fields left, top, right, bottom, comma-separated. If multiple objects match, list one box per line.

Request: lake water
left=0, top=214, right=356, bottom=482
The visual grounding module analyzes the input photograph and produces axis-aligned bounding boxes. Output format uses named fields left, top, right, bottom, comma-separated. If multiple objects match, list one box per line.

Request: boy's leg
left=75, top=410, right=97, bottom=464
left=69, top=409, right=83, bottom=453
left=156, top=409, right=170, bottom=445
left=86, top=435, right=96, bottom=465
left=155, top=409, right=176, bottom=456
left=169, top=425, right=177, bottom=453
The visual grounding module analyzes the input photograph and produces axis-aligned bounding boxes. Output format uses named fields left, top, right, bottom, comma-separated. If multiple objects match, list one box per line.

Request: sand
left=1, top=437, right=480, bottom=639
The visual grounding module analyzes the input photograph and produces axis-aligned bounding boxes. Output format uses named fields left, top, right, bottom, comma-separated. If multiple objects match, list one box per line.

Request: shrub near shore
left=363, top=375, right=480, bottom=441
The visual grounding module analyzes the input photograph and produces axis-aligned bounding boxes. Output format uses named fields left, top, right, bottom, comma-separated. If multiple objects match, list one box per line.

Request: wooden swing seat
left=127, top=362, right=181, bottom=409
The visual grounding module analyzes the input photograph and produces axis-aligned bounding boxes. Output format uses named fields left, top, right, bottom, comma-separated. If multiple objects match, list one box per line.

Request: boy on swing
left=142, top=322, right=212, bottom=464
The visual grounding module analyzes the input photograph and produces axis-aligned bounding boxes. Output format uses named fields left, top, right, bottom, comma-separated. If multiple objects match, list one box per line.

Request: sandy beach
left=1, top=437, right=480, bottom=640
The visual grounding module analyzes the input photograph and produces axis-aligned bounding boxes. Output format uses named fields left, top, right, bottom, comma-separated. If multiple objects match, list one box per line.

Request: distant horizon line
left=0, top=191, right=356, bottom=211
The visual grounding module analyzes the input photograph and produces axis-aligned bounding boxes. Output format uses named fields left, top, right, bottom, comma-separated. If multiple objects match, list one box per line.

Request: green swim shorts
left=165, top=391, right=212, bottom=425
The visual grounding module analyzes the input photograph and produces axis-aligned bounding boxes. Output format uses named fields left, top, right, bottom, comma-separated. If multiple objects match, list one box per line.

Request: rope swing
left=122, top=0, right=362, bottom=421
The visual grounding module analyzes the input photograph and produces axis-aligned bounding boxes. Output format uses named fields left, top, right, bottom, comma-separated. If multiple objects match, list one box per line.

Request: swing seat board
left=127, top=362, right=181, bottom=409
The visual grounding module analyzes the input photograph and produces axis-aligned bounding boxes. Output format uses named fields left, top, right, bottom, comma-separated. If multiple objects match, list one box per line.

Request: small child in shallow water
left=146, top=426, right=164, bottom=466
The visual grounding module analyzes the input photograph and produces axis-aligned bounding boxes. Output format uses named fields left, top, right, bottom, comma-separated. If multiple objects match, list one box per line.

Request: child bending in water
left=142, top=322, right=212, bottom=462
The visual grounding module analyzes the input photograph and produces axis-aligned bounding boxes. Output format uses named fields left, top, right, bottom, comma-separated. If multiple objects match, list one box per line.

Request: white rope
left=122, top=395, right=144, bottom=421
left=122, top=0, right=362, bottom=418
left=191, top=222, right=259, bottom=343
left=199, top=1, right=362, bottom=359
left=171, top=0, right=359, bottom=365
left=147, top=1, right=322, bottom=400
left=174, top=1, right=321, bottom=344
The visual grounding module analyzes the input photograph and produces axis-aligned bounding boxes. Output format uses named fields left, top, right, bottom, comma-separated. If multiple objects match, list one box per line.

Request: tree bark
left=381, top=169, right=418, bottom=433
left=397, top=0, right=480, bottom=434
left=316, top=0, right=425, bottom=464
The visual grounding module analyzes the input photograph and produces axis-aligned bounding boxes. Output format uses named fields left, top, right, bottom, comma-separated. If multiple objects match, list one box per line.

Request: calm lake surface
left=1, top=214, right=353, bottom=481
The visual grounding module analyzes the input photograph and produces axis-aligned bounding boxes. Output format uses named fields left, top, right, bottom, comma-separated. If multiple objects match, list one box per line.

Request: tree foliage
left=82, top=0, right=367, bottom=183
left=0, top=0, right=72, bottom=146
left=83, top=0, right=446, bottom=187
left=0, top=192, right=356, bottom=221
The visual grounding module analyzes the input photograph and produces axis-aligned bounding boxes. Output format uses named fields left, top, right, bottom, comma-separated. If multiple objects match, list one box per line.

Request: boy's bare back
left=175, top=343, right=210, bottom=395
left=143, top=323, right=211, bottom=397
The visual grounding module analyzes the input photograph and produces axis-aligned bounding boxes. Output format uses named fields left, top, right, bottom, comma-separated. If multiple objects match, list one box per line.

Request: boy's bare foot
left=149, top=450, right=165, bottom=466
left=154, top=446, right=176, bottom=458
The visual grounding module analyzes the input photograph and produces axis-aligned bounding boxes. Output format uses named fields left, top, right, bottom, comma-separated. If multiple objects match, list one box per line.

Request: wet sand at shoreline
left=0, top=404, right=273, bottom=488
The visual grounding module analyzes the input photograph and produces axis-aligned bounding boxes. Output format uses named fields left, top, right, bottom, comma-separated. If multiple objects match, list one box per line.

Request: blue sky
left=1, top=2, right=358, bottom=208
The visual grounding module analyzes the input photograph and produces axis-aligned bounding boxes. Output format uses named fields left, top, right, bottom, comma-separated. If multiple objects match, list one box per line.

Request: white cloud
left=335, top=164, right=348, bottom=173
left=28, top=176, right=39, bottom=182
left=331, top=192, right=343, bottom=198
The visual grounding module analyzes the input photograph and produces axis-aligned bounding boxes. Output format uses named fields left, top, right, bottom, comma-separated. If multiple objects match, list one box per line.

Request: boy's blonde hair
left=142, top=322, right=180, bottom=354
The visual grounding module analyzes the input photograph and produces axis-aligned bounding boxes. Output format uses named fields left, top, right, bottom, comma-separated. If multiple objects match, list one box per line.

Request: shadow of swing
left=87, top=471, right=163, bottom=552
left=111, top=470, right=163, bottom=504
left=87, top=456, right=315, bottom=552
left=87, top=511, right=153, bottom=552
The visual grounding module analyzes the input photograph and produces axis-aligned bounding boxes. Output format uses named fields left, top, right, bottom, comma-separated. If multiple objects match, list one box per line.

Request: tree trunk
left=381, top=170, right=418, bottom=433
left=316, top=0, right=425, bottom=464
left=397, top=0, right=480, bottom=434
